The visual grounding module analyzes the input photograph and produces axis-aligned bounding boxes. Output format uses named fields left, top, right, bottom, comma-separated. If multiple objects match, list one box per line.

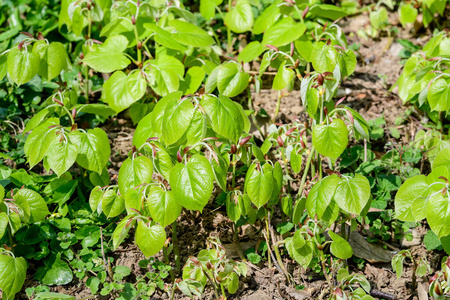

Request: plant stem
left=172, top=221, right=181, bottom=274
left=298, top=146, right=315, bottom=197
left=232, top=154, right=237, bottom=189
left=411, top=258, right=418, bottom=291
left=247, top=88, right=265, bottom=139
left=133, top=22, right=142, bottom=64
left=272, top=90, right=282, bottom=123
left=220, top=283, right=227, bottom=299
left=321, top=252, right=332, bottom=286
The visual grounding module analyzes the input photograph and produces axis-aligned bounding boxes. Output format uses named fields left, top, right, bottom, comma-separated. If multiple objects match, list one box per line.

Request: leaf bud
left=137, top=41, right=143, bottom=50
left=434, top=281, right=443, bottom=295
left=87, top=1, right=92, bottom=10
left=183, top=147, right=190, bottom=154
left=177, top=150, right=183, bottom=163
left=302, top=6, right=309, bottom=19
left=286, top=126, right=297, bottom=136
left=239, top=135, right=251, bottom=146
left=230, top=144, right=237, bottom=154
left=429, top=273, right=439, bottom=284
left=306, top=228, right=314, bottom=237
left=290, top=42, right=295, bottom=57
left=80, top=52, right=84, bottom=60
left=333, top=288, right=343, bottom=297
left=317, top=73, right=324, bottom=86
left=206, top=262, right=213, bottom=270
left=277, top=135, right=284, bottom=147
left=215, top=275, right=223, bottom=283
left=131, top=15, right=136, bottom=25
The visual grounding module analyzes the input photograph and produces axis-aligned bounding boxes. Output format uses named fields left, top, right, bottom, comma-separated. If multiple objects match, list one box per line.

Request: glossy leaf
left=7, top=45, right=40, bottom=85
left=135, top=221, right=166, bottom=257
left=70, top=128, right=111, bottom=173
left=33, top=41, right=69, bottom=81
left=306, top=174, right=340, bottom=219
left=217, top=62, right=250, bottom=97
left=83, top=35, right=130, bottom=73
left=47, top=142, right=78, bottom=177
left=245, top=163, right=274, bottom=208
left=333, top=174, right=370, bottom=215
left=101, top=190, right=125, bottom=218
left=14, top=188, right=49, bottom=223
left=311, top=44, right=338, bottom=74
left=118, top=156, right=153, bottom=197
left=329, top=231, right=353, bottom=259
left=170, top=155, right=214, bottom=211
left=262, top=17, right=306, bottom=47
left=312, top=119, right=348, bottom=159
left=0, top=255, right=26, bottom=300
left=170, top=20, right=215, bottom=47
left=146, top=186, right=181, bottom=227
left=103, top=71, right=146, bottom=113
left=224, top=0, right=253, bottom=33
left=395, top=175, right=429, bottom=222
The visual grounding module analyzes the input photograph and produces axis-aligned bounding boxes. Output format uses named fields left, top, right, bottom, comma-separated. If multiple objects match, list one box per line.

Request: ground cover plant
left=1, top=0, right=450, bottom=299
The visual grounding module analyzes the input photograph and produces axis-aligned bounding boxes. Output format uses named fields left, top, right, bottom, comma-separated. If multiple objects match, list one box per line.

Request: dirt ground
left=31, top=9, right=441, bottom=300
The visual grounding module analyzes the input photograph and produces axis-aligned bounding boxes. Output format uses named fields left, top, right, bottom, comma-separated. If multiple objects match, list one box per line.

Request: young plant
left=391, top=249, right=429, bottom=290
left=177, top=237, right=247, bottom=299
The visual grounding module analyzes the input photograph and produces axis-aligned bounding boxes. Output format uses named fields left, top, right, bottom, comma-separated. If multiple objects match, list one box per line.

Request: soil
left=19, top=8, right=440, bottom=300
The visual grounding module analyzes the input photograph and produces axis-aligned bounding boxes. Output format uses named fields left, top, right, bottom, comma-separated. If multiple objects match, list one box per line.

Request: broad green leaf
left=433, top=148, right=450, bottom=170
left=14, top=189, right=49, bottom=223
left=224, top=0, right=253, bottom=33
left=333, top=174, right=370, bottom=215
left=118, top=156, right=153, bottom=197
left=103, top=71, right=146, bottom=113
left=253, top=2, right=280, bottom=35
left=33, top=41, right=69, bottom=81
left=395, top=175, right=429, bottom=222
left=24, top=108, right=50, bottom=133
left=285, top=238, right=313, bottom=269
left=0, top=255, right=26, bottom=300
left=311, top=44, right=338, bottom=73
left=262, top=17, right=306, bottom=47
left=113, top=215, right=135, bottom=250
left=427, top=193, right=450, bottom=238
left=338, top=50, right=357, bottom=77
left=329, top=231, right=353, bottom=259
left=293, top=230, right=306, bottom=249
left=0, top=213, right=8, bottom=240
left=146, top=187, right=181, bottom=227
left=217, top=62, right=250, bottom=97
left=7, top=45, right=40, bottom=85
left=292, top=197, right=306, bottom=225
left=83, top=35, right=130, bottom=73
left=101, top=189, right=125, bottom=218
left=312, top=119, right=348, bottom=159
left=47, top=142, right=78, bottom=177
left=200, top=0, right=223, bottom=20
left=169, top=20, right=215, bottom=47
left=273, top=61, right=294, bottom=90
left=36, top=253, right=73, bottom=286
left=76, top=104, right=116, bottom=118
left=0, top=185, right=4, bottom=202
left=145, top=24, right=187, bottom=52
left=34, top=292, right=75, bottom=299
left=428, top=78, right=450, bottom=112
left=369, top=7, right=388, bottom=30
left=70, top=128, right=110, bottom=173
left=0, top=54, right=7, bottom=80
left=24, top=118, right=60, bottom=168
left=135, top=221, right=166, bottom=257
left=244, top=163, right=273, bottom=208
left=180, top=66, right=205, bottom=95
left=308, top=4, right=347, bottom=20
left=234, top=102, right=251, bottom=133
left=125, top=189, right=142, bottom=214
left=170, top=155, right=214, bottom=211
left=185, top=109, right=207, bottom=146
left=132, top=112, right=159, bottom=149
left=227, top=272, right=239, bottom=294
left=238, top=41, right=264, bottom=63
left=162, top=98, right=194, bottom=145
left=306, top=174, right=340, bottom=218
left=399, top=3, right=418, bottom=26
left=226, top=193, right=241, bottom=222
left=201, top=95, right=243, bottom=142
left=211, top=151, right=229, bottom=191
left=89, top=187, right=103, bottom=214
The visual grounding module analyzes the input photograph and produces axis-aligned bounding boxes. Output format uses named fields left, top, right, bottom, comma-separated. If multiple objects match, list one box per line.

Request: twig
left=370, top=289, right=397, bottom=300
left=100, top=227, right=113, bottom=280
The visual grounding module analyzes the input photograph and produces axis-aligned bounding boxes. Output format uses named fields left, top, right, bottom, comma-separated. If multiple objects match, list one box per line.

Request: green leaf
left=293, top=230, right=306, bottom=249
left=285, top=238, right=313, bottom=269
left=238, top=41, right=264, bottom=63
left=200, top=0, right=222, bottom=20
left=224, top=0, right=253, bottom=33
left=162, top=97, right=194, bottom=145
left=273, top=61, right=294, bottom=90
left=333, top=174, right=370, bottom=215
left=34, top=292, right=75, bottom=299
left=262, top=17, right=306, bottom=47
left=369, top=7, right=388, bottom=30
left=312, top=119, right=348, bottom=159
left=244, top=163, right=274, bottom=208
left=226, top=193, right=241, bottom=223
left=0, top=212, right=6, bottom=239
left=427, top=193, right=450, bottom=238
left=47, top=142, right=78, bottom=177
left=395, top=175, right=429, bottom=222
left=338, top=50, right=357, bottom=77
left=145, top=24, right=187, bottom=52
left=33, top=41, right=69, bottom=81
left=101, top=189, right=125, bottom=218
left=146, top=187, right=181, bottom=227
left=180, top=66, right=205, bottom=95
left=217, top=62, right=250, bottom=97
left=14, top=189, right=49, bottom=223
left=0, top=255, right=26, bottom=300
left=169, top=20, right=215, bottom=47
left=329, top=231, right=353, bottom=259
left=118, top=156, right=153, bottom=197
left=306, top=174, right=340, bottom=219
left=89, top=186, right=103, bottom=214
left=132, top=112, right=159, bottom=149
left=83, top=35, right=130, bottom=73
left=201, top=95, right=243, bottom=142
left=227, top=272, right=239, bottom=294
left=170, top=155, right=214, bottom=211
left=24, top=118, right=60, bottom=168
left=309, top=4, right=347, bottom=20
left=113, top=215, right=135, bottom=250
left=7, top=45, right=40, bottom=85
left=135, top=221, right=166, bottom=257
left=0, top=54, right=7, bottom=80
left=399, top=3, right=418, bottom=26
left=253, top=2, right=280, bottom=35
left=186, top=109, right=207, bottom=146
left=70, top=128, right=110, bottom=173
left=24, top=108, right=50, bottom=133
left=36, top=253, right=73, bottom=286
left=103, top=71, right=147, bottom=113
left=428, top=78, right=450, bottom=112
left=311, top=44, right=338, bottom=74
